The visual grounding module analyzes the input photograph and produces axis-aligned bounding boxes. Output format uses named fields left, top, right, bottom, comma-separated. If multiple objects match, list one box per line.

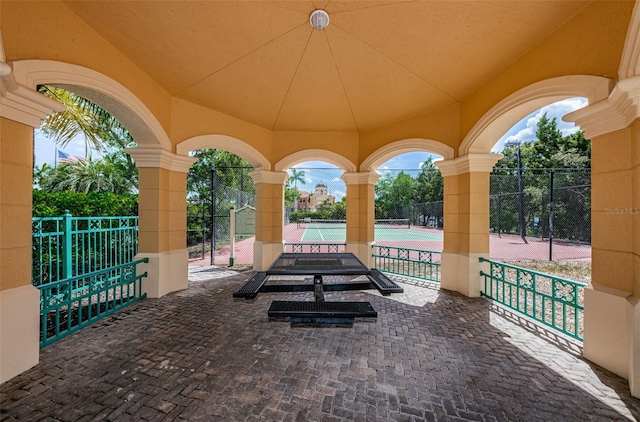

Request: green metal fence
left=32, top=212, right=144, bottom=347
left=372, top=245, right=441, bottom=282
left=38, top=259, right=148, bottom=347
left=479, top=258, right=586, bottom=341
left=32, top=212, right=139, bottom=286
left=284, top=242, right=346, bottom=253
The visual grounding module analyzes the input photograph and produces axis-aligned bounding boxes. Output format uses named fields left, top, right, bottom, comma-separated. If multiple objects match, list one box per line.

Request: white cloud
left=493, top=97, right=587, bottom=152
left=331, top=177, right=341, bottom=182
left=334, top=190, right=346, bottom=201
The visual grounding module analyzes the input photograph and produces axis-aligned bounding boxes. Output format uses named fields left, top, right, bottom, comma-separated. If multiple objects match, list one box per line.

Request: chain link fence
left=372, top=167, right=591, bottom=262
left=285, top=167, right=442, bottom=252
left=187, top=166, right=255, bottom=266
left=284, top=167, right=347, bottom=248
left=187, top=164, right=590, bottom=265
left=489, top=168, right=590, bottom=261
left=373, top=169, right=444, bottom=253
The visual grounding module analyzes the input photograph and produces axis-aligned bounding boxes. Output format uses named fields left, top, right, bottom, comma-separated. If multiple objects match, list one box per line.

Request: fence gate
left=187, top=166, right=256, bottom=265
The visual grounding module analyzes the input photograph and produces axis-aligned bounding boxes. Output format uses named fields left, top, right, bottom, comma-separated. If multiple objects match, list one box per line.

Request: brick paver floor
left=2, top=270, right=639, bottom=421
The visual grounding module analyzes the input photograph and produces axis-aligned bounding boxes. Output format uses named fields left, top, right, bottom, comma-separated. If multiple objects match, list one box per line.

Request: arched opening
left=274, top=150, right=356, bottom=253
left=460, top=75, right=611, bottom=155
left=12, top=60, right=171, bottom=150
left=370, top=151, right=444, bottom=283
left=374, top=151, right=444, bottom=243
left=177, top=135, right=271, bottom=171
left=177, top=138, right=270, bottom=268
left=30, top=83, right=156, bottom=347
left=355, top=139, right=453, bottom=279
left=281, top=161, right=348, bottom=253
left=463, top=94, right=595, bottom=344
left=487, top=97, right=592, bottom=278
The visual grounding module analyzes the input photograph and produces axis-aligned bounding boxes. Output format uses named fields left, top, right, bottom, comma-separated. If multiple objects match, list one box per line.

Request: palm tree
left=36, top=85, right=138, bottom=189
left=37, top=159, right=135, bottom=194
left=288, top=168, right=306, bottom=212
left=38, top=85, right=128, bottom=155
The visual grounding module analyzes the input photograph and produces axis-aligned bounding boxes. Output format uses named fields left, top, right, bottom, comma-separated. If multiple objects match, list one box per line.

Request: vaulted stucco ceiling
left=62, top=0, right=590, bottom=132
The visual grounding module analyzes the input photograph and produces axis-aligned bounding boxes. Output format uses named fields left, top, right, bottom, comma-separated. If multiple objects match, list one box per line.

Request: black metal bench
left=232, top=272, right=268, bottom=299
left=368, top=269, right=404, bottom=295
left=268, top=300, right=377, bottom=325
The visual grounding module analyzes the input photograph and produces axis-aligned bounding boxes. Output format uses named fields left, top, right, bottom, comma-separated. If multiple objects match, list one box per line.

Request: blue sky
left=35, top=97, right=587, bottom=201
left=35, top=131, right=102, bottom=166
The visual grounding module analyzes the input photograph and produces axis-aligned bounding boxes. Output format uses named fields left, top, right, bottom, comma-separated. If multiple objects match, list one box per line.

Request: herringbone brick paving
left=1, top=270, right=639, bottom=421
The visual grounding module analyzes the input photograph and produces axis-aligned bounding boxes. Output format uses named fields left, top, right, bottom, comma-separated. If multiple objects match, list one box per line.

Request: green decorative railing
left=372, top=245, right=441, bottom=282
left=38, top=258, right=148, bottom=347
left=32, top=212, right=138, bottom=286
left=479, top=258, right=586, bottom=341
left=284, top=242, right=346, bottom=253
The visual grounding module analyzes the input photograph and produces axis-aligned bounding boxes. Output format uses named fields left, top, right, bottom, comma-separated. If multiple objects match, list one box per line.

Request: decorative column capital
left=434, top=153, right=503, bottom=177
left=248, top=169, right=289, bottom=185
left=564, top=75, right=640, bottom=139
left=341, top=171, right=381, bottom=185
left=0, top=61, right=65, bottom=127
left=125, top=147, right=196, bottom=173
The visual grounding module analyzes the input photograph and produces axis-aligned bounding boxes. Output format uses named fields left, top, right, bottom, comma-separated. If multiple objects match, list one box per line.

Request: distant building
left=294, top=182, right=336, bottom=212
left=296, top=191, right=311, bottom=211
left=310, top=182, right=334, bottom=211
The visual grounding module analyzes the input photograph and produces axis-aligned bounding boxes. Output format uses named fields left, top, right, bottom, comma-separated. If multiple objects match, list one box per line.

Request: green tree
left=287, top=169, right=306, bottom=212
left=415, top=158, right=443, bottom=203
left=37, top=85, right=139, bottom=192
left=284, top=185, right=297, bottom=208
left=375, top=171, right=418, bottom=219
left=39, top=85, right=127, bottom=155
left=492, top=114, right=591, bottom=239
left=496, top=114, right=590, bottom=171
left=326, top=197, right=346, bottom=220
left=32, top=189, right=138, bottom=217
left=187, top=149, right=253, bottom=201
left=317, top=198, right=333, bottom=213
left=36, top=159, right=136, bottom=194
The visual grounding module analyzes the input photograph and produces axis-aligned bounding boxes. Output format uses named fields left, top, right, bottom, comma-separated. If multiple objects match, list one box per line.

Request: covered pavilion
left=1, top=0, right=639, bottom=398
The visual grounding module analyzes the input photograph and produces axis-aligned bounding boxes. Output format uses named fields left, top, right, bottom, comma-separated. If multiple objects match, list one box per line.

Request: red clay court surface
left=190, top=224, right=591, bottom=266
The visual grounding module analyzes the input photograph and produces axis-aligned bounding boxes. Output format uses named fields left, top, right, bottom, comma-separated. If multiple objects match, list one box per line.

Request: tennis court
left=298, top=219, right=443, bottom=242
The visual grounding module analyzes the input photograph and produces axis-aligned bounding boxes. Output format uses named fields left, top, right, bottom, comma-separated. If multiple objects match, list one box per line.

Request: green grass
left=504, top=260, right=591, bottom=284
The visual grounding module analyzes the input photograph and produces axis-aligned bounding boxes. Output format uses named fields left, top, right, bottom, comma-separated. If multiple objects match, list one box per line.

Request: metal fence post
left=62, top=210, right=73, bottom=279
left=201, top=201, right=206, bottom=260
left=548, top=170, right=554, bottom=261
left=211, top=165, right=216, bottom=266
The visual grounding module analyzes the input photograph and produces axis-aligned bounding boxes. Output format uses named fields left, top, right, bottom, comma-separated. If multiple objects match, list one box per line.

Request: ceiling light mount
left=310, top=10, right=330, bottom=31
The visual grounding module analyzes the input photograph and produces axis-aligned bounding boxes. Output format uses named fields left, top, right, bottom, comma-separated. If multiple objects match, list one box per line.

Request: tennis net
left=296, top=218, right=410, bottom=229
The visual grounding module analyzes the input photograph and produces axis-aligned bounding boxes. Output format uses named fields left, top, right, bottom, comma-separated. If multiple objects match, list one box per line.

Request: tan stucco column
left=566, top=75, right=640, bottom=397
left=342, top=171, right=381, bottom=267
left=0, top=63, right=65, bottom=383
left=125, top=147, right=196, bottom=298
left=435, top=153, right=502, bottom=297
left=249, top=169, right=288, bottom=270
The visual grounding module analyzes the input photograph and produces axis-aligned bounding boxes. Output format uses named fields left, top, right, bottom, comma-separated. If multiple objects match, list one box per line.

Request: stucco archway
left=460, top=75, right=613, bottom=155
left=359, top=138, right=454, bottom=172
left=11, top=60, right=171, bottom=150
left=275, top=149, right=357, bottom=172
left=176, top=134, right=271, bottom=170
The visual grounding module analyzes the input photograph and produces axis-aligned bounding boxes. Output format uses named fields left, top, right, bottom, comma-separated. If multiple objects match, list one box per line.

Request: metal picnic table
left=233, top=253, right=404, bottom=325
